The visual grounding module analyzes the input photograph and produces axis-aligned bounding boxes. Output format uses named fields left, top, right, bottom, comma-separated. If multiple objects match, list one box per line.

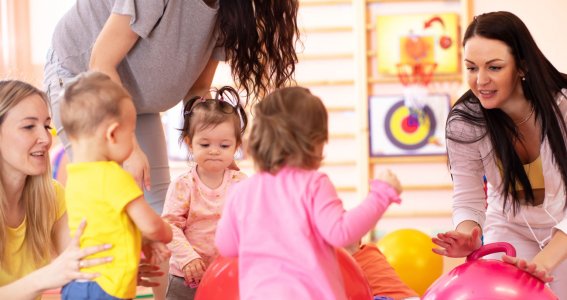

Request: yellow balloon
left=377, top=229, right=443, bottom=296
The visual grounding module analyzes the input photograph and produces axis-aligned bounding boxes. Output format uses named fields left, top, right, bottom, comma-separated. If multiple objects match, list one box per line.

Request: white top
left=447, top=90, right=567, bottom=233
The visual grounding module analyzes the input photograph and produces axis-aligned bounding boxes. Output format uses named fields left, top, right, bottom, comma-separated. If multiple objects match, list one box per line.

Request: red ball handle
left=466, top=242, right=516, bottom=262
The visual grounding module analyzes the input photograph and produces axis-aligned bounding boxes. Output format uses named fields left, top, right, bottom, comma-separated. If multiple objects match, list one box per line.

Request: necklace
left=515, top=108, right=534, bottom=126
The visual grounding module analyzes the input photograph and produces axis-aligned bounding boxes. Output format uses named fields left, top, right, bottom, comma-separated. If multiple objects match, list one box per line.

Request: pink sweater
left=215, top=167, right=400, bottom=299
left=163, top=166, right=247, bottom=277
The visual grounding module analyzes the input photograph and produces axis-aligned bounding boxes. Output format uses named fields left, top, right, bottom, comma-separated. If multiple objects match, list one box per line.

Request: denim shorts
left=61, top=281, right=122, bottom=300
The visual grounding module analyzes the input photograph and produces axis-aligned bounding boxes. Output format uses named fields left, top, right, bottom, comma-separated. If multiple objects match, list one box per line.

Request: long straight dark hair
left=218, top=0, right=300, bottom=101
left=447, top=11, right=567, bottom=214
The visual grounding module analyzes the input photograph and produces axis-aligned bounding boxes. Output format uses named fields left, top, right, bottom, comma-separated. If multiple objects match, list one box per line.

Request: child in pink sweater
left=162, top=86, right=248, bottom=299
left=215, top=86, right=402, bottom=299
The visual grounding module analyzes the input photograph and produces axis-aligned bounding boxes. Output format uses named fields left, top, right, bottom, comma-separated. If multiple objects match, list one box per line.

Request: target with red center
left=384, top=100, right=436, bottom=150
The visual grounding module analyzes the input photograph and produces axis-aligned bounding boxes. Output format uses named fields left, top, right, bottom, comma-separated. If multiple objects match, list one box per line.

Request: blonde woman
left=0, top=80, right=113, bottom=298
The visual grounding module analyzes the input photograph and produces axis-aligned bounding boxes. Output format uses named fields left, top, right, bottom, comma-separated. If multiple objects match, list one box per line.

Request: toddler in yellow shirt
left=58, top=71, right=173, bottom=299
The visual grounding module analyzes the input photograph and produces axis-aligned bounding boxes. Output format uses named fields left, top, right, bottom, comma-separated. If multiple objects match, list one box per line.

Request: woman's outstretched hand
left=502, top=255, right=554, bottom=283
left=35, top=219, right=113, bottom=290
left=432, top=226, right=482, bottom=258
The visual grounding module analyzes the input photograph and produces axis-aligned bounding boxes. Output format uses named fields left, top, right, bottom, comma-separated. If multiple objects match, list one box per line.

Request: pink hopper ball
left=422, top=242, right=557, bottom=300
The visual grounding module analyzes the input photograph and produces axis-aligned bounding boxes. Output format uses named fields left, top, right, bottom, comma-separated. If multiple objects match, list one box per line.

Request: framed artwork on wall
left=375, top=12, right=461, bottom=80
left=368, top=93, right=451, bottom=157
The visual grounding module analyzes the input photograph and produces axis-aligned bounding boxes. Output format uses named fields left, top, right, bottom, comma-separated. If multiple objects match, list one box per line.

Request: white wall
left=473, top=0, right=567, bottom=71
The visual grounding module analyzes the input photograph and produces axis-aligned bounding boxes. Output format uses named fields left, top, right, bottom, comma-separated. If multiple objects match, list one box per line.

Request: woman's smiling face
left=0, top=94, right=52, bottom=179
left=464, top=36, right=525, bottom=112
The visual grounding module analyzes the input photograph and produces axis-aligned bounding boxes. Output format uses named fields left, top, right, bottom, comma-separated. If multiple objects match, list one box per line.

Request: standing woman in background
left=44, top=1, right=300, bottom=298
left=44, top=0, right=299, bottom=213
left=432, top=11, right=567, bottom=297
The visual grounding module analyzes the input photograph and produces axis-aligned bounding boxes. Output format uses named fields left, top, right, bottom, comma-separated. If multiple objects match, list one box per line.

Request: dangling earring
left=522, top=77, right=526, bottom=81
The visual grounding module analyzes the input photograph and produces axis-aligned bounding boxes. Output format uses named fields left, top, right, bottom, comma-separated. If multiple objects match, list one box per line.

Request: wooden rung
left=365, top=0, right=459, bottom=3
left=298, top=53, right=354, bottom=60
left=329, top=132, right=356, bottom=139
left=301, top=26, right=352, bottom=33
left=336, top=186, right=357, bottom=192
left=322, top=159, right=357, bottom=166
left=326, top=106, right=355, bottom=112
left=368, top=74, right=463, bottom=84
left=382, top=210, right=452, bottom=218
left=298, top=79, right=354, bottom=86
left=403, top=184, right=453, bottom=191
left=300, top=0, right=352, bottom=5
left=370, top=156, right=448, bottom=164
left=328, top=183, right=452, bottom=192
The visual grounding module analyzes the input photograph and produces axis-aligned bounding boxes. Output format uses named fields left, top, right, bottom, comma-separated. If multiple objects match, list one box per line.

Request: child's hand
left=183, top=258, right=207, bottom=285
left=376, top=169, right=402, bottom=195
left=142, top=241, right=171, bottom=265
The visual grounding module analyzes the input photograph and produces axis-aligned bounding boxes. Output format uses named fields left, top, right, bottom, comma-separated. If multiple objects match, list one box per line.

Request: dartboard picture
left=369, top=94, right=450, bottom=157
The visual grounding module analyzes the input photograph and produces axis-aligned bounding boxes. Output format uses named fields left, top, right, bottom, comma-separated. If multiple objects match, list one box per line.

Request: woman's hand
left=137, top=240, right=170, bottom=287
left=124, top=137, right=151, bottom=191
left=137, top=262, right=165, bottom=287
left=432, top=226, right=482, bottom=257
left=182, top=258, right=206, bottom=285
left=502, top=255, right=554, bottom=282
left=35, top=219, right=113, bottom=290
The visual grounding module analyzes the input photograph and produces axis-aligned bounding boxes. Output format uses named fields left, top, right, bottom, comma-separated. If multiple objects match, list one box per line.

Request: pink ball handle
left=466, top=242, right=516, bottom=262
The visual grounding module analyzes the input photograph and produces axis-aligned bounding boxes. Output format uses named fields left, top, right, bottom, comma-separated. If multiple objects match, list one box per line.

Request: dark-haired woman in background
left=432, top=11, right=567, bottom=297
left=44, top=1, right=300, bottom=298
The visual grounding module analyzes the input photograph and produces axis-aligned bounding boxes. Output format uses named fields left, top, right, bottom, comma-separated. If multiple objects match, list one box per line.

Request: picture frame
left=368, top=93, right=451, bottom=157
left=376, top=12, right=461, bottom=78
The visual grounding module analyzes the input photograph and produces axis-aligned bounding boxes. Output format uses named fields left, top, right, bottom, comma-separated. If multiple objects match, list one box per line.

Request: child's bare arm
left=126, top=197, right=173, bottom=243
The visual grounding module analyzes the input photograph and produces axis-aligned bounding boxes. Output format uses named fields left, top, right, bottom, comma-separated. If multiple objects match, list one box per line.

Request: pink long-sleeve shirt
left=163, top=166, right=247, bottom=277
left=215, top=167, right=400, bottom=300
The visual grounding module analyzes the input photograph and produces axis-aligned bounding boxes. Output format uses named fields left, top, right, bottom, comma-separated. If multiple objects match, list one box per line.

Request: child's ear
left=105, top=122, right=120, bottom=143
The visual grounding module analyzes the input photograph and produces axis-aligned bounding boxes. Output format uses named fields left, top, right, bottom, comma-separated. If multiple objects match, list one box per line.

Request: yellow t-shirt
left=66, top=161, right=143, bottom=299
left=0, top=180, right=66, bottom=287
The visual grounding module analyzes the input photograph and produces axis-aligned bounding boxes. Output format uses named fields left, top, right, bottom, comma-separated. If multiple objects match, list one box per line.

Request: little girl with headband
left=161, top=86, right=248, bottom=299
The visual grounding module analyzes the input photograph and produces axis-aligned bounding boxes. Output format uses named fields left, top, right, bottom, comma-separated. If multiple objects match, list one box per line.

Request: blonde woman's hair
left=248, top=86, right=328, bottom=173
left=60, top=71, right=131, bottom=139
left=0, top=80, right=57, bottom=269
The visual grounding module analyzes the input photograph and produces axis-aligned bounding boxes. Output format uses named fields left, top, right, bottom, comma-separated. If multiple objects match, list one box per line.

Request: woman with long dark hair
left=45, top=1, right=300, bottom=297
left=432, top=11, right=567, bottom=297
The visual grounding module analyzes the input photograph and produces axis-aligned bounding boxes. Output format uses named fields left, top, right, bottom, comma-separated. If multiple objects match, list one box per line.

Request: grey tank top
left=51, top=0, right=225, bottom=114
